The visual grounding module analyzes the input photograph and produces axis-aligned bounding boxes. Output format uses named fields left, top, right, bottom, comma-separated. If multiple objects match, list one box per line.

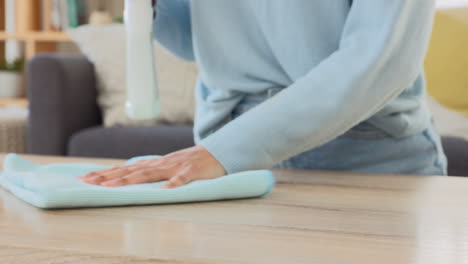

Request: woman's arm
left=153, top=0, right=194, bottom=61
left=200, top=0, right=437, bottom=174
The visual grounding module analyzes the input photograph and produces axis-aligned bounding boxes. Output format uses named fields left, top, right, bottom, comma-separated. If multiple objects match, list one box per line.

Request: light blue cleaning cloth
left=0, top=154, right=274, bottom=209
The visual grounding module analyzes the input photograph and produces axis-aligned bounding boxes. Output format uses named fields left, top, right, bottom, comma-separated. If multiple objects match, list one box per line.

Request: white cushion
left=68, top=24, right=197, bottom=127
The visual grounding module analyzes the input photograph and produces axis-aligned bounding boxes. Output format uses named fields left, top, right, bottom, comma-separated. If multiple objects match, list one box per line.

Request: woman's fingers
left=161, top=172, right=192, bottom=189
left=100, top=168, right=168, bottom=187
left=79, top=164, right=140, bottom=179
left=82, top=166, right=140, bottom=185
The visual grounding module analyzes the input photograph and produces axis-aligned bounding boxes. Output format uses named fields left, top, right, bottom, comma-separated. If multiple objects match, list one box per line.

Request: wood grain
left=1, top=154, right=467, bottom=264
left=41, top=0, right=53, bottom=32
left=0, top=98, right=28, bottom=108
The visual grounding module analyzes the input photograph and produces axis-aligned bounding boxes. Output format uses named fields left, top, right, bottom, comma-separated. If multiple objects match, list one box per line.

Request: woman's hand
left=78, top=146, right=226, bottom=189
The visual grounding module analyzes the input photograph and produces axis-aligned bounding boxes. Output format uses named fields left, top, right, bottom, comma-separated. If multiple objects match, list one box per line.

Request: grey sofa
left=27, top=54, right=194, bottom=159
left=27, top=54, right=468, bottom=176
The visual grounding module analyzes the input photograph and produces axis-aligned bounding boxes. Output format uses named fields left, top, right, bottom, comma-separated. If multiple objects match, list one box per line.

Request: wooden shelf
left=0, top=31, right=72, bottom=59
left=0, top=31, right=71, bottom=42
left=0, top=98, right=28, bottom=108
left=0, top=0, right=74, bottom=59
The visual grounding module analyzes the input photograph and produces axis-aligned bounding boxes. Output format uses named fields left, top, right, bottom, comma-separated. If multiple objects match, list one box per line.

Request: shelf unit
left=0, top=0, right=72, bottom=60
left=0, top=0, right=73, bottom=107
left=0, top=0, right=122, bottom=107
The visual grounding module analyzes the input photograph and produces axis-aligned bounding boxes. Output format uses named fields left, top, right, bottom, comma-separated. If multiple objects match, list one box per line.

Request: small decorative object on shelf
left=49, top=0, right=89, bottom=30
left=0, top=57, right=25, bottom=98
left=88, top=0, right=112, bottom=26
left=89, top=9, right=113, bottom=25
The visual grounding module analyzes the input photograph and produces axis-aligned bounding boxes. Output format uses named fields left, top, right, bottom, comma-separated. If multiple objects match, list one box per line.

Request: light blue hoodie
left=153, top=0, right=436, bottom=174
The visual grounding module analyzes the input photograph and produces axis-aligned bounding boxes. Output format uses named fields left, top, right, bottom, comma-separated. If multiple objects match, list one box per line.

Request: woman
left=80, top=0, right=447, bottom=188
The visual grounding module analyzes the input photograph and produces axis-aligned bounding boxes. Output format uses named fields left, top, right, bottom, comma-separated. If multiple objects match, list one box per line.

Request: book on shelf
left=43, top=0, right=88, bottom=31
left=50, top=0, right=61, bottom=30
left=3, top=0, right=119, bottom=35
left=67, top=0, right=79, bottom=28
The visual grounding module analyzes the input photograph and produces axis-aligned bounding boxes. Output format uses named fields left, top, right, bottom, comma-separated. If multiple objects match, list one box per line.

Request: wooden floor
left=1, top=154, right=468, bottom=264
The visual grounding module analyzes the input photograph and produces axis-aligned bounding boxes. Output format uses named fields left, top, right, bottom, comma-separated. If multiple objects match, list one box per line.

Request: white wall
left=437, top=0, right=468, bottom=9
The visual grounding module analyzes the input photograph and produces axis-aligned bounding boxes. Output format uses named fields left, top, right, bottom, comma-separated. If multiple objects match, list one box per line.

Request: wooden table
left=1, top=154, right=468, bottom=264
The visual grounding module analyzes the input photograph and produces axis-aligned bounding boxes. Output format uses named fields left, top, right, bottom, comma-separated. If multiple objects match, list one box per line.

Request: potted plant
left=0, top=58, right=25, bottom=98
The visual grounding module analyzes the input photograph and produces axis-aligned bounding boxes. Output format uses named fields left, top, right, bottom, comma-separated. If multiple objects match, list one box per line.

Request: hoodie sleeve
left=200, top=0, right=436, bottom=173
left=153, top=0, right=194, bottom=61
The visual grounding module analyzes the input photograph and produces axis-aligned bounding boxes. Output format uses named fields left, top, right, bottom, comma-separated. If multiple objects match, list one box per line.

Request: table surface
left=1, top=154, right=468, bottom=264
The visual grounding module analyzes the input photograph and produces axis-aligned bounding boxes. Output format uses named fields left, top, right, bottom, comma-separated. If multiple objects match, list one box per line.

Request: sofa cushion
left=68, top=24, right=197, bottom=127
left=442, top=137, right=468, bottom=177
left=68, top=125, right=194, bottom=159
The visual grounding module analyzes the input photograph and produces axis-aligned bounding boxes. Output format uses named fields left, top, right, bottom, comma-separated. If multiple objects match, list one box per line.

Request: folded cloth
left=0, top=154, right=274, bottom=209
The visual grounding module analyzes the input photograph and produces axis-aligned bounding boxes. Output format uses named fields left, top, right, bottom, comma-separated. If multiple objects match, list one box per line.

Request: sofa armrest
left=27, top=54, right=102, bottom=156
